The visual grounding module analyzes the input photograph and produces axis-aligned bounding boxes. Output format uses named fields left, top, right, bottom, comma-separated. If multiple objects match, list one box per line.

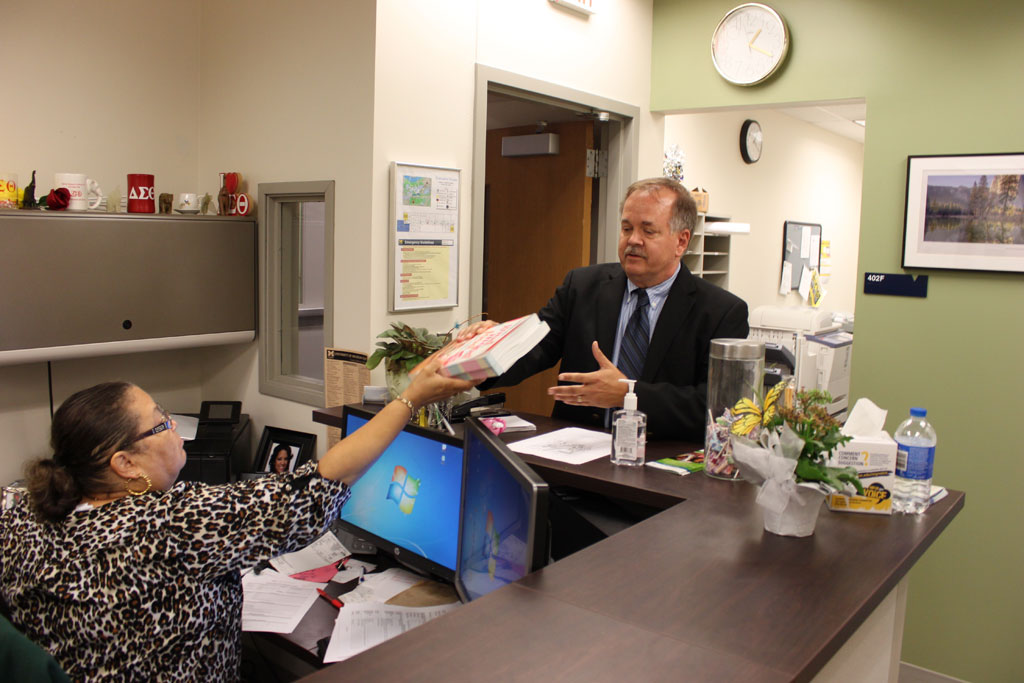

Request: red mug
left=127, top=173, right=155, bottom=213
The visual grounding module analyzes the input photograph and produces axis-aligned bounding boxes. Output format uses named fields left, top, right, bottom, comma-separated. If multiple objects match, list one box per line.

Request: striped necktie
left=618, top=288, right=650, bottom=380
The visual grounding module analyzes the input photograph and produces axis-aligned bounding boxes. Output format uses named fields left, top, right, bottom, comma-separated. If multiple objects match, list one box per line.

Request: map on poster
left=390, top=163, right=460, bottom=311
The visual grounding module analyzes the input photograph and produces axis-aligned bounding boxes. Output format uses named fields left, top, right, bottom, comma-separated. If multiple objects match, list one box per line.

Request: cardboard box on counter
left=826, top=433, right=897, bottom=515
left=690, top=187, right=709, bottom=213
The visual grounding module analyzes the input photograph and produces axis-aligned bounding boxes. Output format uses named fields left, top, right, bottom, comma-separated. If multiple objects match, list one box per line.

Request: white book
left=437, top=314, right=549, bottom=381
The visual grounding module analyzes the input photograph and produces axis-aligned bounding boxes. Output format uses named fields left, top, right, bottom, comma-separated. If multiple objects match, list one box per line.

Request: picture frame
left=254, top=426, right=317, bottom=475
left=902, top=153, right=1024, bottom=273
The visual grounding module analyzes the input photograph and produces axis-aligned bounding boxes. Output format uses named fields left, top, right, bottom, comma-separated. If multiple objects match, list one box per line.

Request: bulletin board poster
left=389, top=162, right=460, bottom=312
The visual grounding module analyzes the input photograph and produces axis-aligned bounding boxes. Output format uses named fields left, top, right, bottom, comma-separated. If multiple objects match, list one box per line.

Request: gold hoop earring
left=126, top=472, right=152, bottom=496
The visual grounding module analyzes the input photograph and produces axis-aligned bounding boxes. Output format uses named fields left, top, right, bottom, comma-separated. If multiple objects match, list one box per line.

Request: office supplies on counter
left=317, top=588, right=344, bottom=609
left=479, top=414, right=535, bottom=435
left=646, top=450, right=705, bottom=476
left=451, top=392, right=505, bottom=422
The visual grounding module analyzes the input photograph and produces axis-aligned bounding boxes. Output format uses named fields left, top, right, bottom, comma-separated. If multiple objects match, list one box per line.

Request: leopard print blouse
left=0, top=461, right=350, bottom=682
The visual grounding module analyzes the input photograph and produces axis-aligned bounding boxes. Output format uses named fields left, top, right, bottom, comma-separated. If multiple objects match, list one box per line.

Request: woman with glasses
left=0, top=356, right=474, bottom=682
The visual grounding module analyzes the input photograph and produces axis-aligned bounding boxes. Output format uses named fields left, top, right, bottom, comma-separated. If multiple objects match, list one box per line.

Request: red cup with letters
left=127, top=173, right=156, bottom=213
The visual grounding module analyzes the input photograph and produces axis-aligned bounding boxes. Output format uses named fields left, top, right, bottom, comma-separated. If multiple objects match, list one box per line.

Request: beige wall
left=664, top=108, right=864, bottom=314
left=1, top=0, right=659, bottom=475
left=0, top=0, right=207, bottom=485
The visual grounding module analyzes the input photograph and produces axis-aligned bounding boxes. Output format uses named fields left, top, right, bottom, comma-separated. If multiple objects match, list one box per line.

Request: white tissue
left=841, top=398, right=887, bottom=437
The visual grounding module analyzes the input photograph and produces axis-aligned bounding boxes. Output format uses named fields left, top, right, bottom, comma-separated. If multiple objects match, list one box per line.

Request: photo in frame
left=255, top=426, right=317, bottom=474
left=902, top=153, right=1024, bottom=273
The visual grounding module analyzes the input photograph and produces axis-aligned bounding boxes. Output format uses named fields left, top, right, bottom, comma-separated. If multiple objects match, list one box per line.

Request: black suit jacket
left=488, top=263, right=749, bottom=440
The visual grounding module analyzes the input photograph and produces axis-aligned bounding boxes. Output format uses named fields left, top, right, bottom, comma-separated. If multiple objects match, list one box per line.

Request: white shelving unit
left=684, top=213, right=732, bottom=289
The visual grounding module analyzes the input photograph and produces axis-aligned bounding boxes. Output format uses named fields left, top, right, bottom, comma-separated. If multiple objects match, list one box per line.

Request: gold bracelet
left=395, top=396, right=417, bottom=418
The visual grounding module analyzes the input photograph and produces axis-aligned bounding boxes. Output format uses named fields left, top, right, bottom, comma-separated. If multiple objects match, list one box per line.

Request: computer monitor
left=455, top=417, right=549, bottom=603
left=337, top=405, right=465, bottom=582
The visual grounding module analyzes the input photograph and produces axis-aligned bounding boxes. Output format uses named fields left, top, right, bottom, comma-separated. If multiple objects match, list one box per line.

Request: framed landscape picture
left=902, top=153, right=1024, bottom=273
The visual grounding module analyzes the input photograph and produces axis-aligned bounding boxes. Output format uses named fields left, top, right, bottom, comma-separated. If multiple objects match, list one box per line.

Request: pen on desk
left=316, top=588, right=343, bottom=609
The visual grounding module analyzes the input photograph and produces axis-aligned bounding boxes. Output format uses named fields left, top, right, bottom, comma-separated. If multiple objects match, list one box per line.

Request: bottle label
left=615, top=417, right=638, bottom=452
left=896, top=444, right=935, bottom=480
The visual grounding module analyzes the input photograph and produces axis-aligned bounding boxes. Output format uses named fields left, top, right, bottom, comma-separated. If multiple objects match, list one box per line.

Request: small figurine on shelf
left=21, top=170, right=37, bottom=209
left=106, top=187, right=121, bottom=213
left=159, top=193, right=173, bottom=214
left=217, top=173, right=230, bottom=215
left=200, top=192, right=212, bottom=215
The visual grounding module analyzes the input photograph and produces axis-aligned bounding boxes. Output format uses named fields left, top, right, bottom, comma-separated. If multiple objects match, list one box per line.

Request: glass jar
left=704, top=338, right=765, bottom=480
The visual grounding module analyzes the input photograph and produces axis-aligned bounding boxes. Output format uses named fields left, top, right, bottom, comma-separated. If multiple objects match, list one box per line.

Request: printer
left=748, top=306, right=853, bottom=420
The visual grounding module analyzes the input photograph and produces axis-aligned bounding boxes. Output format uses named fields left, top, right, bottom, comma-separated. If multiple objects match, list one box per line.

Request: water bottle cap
left=910, top=407, right=927, bottom=417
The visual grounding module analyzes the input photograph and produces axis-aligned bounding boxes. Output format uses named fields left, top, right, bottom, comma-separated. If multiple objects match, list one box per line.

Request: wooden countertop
left=303, top=405, right=964, bottom=682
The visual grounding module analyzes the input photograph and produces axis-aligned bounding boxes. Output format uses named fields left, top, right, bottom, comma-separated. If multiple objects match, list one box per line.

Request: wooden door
left=484, top=120, right=594, bottom=415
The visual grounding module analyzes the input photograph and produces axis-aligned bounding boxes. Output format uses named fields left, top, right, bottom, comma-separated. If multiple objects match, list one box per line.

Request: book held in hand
left=437, top=314, right=550, bottom=381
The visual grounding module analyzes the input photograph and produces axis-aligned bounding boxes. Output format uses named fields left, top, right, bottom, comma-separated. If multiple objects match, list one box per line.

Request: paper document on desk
left=342, top=567, right=422, bottom=604
left=241, top=570, right=323, bottom=633
left=269, top=531, right=349, bottom=576
left=323, top=602, right=459, bottom=663
left=507, top=427, right=610, bottom=465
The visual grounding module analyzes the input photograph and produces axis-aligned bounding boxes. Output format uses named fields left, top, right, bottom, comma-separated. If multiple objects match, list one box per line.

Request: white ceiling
left=776, top=102, right=866, bottom=143
left=487, top=91, right=867, bottom=144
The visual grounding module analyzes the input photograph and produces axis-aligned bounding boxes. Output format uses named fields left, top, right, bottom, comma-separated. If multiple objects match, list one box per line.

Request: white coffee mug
left=55, top=173, right=102, bottom=211
left=178, top=192, right=198, bottom=210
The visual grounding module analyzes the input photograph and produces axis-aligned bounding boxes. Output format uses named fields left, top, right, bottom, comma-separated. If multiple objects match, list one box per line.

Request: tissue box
left=826, top=433, right=897, bottom=515
left=690, top=187, right=709, bottom=213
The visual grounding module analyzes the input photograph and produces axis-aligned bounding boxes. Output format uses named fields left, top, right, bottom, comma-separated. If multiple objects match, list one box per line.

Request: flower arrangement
left=730, top=384, right=863, bottom=536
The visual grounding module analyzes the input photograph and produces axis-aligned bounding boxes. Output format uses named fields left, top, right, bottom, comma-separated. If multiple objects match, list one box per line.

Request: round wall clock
left=740, top=119, right=762, bottom=164
left=711, top=3, right=790, bottom=86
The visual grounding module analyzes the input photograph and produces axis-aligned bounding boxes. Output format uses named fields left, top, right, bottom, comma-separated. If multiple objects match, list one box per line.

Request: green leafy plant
left=766, top=389, right=863, bottom=494
left=366, top=322, right=450, bottom=375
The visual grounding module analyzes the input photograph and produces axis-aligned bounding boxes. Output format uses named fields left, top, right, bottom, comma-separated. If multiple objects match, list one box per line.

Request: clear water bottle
left=893, top=407, right=937, bottom=514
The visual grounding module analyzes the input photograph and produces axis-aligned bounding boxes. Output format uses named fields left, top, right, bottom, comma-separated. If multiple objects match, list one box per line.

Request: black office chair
left=0, top=613, right=71, bottom=683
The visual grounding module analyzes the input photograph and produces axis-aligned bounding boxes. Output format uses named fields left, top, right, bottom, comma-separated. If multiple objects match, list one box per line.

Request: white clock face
left=746, top=122, right=762, bottom=160
left=712, top=4, right=789, bottom=86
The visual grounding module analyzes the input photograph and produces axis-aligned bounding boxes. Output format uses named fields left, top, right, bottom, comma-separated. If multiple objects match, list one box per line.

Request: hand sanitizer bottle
left=611, top=379, right=646, bottom=467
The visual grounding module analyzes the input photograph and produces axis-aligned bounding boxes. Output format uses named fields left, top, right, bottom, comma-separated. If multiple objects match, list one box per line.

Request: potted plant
left=729, top=385, right=863, bottom=537
left=366, top=322, right=450, bottom=400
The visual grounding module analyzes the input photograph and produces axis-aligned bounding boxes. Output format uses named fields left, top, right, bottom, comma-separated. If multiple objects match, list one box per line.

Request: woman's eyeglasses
left=126, top=409, right=174, bottom=446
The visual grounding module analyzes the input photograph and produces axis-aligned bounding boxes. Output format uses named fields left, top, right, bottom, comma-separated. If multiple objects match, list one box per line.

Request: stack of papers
left=480, top=415, right=536, bottom=435
left=437, top=314, right=549, bottom=381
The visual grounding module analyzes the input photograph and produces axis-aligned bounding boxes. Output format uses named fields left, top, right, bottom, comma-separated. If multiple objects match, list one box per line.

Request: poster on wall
left=389, top=162, right=460, bottom=311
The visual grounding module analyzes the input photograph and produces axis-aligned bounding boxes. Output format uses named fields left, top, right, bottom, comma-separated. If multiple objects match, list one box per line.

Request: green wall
left=652, top=1, right=1024, bottom=681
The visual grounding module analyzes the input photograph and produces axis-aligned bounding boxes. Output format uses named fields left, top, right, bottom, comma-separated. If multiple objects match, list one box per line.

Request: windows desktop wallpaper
left=458, top=432, right=531, bottom=601
left=340, top=413, right=463, bottom=571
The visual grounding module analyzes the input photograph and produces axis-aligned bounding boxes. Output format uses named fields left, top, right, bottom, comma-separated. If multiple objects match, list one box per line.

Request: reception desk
left=303, top=406, right=963, bottom=682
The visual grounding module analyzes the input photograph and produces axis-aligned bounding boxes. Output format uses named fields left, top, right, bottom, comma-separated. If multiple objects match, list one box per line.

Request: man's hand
left=454, top=319, right=499, bottom=342
left=547, top=341, right=629, bottom=409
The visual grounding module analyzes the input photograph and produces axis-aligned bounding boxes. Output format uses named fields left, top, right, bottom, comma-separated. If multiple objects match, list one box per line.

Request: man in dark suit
left=468, top=177, right=748, bottom=441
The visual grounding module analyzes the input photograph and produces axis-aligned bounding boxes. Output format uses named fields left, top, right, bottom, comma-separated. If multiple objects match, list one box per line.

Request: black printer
left=180, top=401, right=251, bottom=485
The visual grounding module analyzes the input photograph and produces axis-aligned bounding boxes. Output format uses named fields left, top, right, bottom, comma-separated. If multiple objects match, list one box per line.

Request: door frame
left=470, top=65, right=640, bottom=318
